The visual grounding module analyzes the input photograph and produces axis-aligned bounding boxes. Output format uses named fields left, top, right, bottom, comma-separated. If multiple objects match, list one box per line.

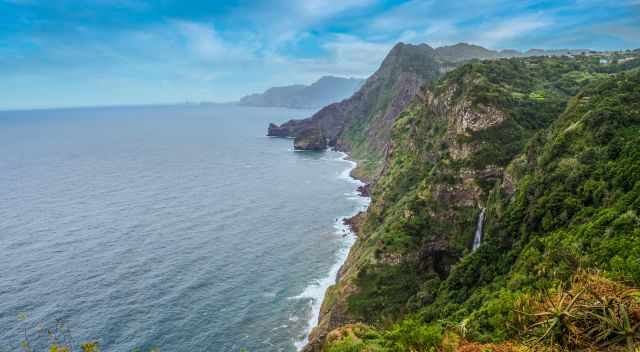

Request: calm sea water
left=0, top=104, right=368, bottom=351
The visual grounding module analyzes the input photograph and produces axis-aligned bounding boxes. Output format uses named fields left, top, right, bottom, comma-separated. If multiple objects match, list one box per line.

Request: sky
left=1, top=0, right=639, bottom=110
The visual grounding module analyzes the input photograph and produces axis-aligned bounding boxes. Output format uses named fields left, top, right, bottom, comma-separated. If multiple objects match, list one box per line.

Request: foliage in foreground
left=326, top=271, right=640, bottom=351
left=517, top=270, right=640, bottom=350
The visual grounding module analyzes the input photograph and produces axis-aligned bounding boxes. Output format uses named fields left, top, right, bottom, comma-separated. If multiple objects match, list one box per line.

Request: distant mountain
left=266, top=42, right=609, bottom=178
left=434, top=42, right=512, bottom=62
left=525, top=48, right=592, bottom=56
left=435, top=43, right=592, bottom=62
left=239, top=76, right=364, bottom=109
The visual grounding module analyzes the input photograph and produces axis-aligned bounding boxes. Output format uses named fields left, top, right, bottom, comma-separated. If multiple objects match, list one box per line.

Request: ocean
left=0, top=104, right=369, bottom=351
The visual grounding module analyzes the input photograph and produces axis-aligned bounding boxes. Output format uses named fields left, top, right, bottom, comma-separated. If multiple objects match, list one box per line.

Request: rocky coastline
left=300, top=152, right=371, bottom=352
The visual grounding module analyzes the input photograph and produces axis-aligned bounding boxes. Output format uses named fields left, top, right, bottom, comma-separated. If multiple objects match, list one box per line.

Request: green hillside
left=316, top=55, right=640, bottom=352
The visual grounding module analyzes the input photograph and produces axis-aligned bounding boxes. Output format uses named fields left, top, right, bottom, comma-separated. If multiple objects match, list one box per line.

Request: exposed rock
left=355, top=184, right=370, bottom=197
left=293, top=127, right=326, bottom=150
left=267, top=120, right=310, bottom=137
left=268, top=42, right=445, bottom=177
left=267, top=43, right=593, bottom=164
left=343, top=211, right=366, bottom=237
left=304, top=62, right=525, bottom=350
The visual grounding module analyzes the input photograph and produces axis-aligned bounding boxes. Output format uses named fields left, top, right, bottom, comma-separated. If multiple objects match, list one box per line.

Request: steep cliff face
left=313, top=55, right=640, bottom=351
left=269, top=43, right=444, bottom=180
left=294, top=127, right=326, bottom=151
left=267, top=43, right=593, bottom=181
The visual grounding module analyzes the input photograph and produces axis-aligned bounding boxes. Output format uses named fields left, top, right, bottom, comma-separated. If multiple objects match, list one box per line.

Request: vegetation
left=12, top=52, right=640, bottom=351
left=323, top=55, right=640, bottom=351
left=340, top=43, right=445, bottom=180
left=516, top=270, right=640, bottom=350
left=15, top=316, right=159, bottom=352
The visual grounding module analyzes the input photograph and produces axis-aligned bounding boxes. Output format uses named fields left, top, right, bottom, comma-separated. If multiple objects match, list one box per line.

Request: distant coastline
left=238, top=76, right=364, bottom=110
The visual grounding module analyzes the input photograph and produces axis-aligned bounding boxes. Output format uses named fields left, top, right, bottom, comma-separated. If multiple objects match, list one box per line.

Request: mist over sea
left=0, top=104, right=367, bottom=351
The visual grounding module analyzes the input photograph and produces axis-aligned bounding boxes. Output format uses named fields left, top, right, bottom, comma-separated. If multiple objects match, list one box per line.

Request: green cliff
left=269, top=43, right=456, bottom=180
left=310, top=53, right=640, bottom=351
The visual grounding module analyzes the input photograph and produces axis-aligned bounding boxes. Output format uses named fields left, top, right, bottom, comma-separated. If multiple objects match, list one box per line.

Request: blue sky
left=1, top=0, right=639, bottom=110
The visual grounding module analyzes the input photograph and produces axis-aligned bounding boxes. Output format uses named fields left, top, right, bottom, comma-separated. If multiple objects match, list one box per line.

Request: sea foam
left=291, top=151, right=371, bottom=350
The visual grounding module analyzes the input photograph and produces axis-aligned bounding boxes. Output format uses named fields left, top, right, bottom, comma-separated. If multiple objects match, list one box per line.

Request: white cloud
left=395, top=20, right=460, bottom=48
left=364, top=0, right=557, bottom=49
left=321, top=34, right=393, bottom=74
left=172, top=21, right=257, bottom=63
left=261, top=34, right=392, bottom=81
left=473, top=14, right=552, bottom=47
left=296, top=0, right=376, bottom=19
left=369, top=0, right=436, bottom=31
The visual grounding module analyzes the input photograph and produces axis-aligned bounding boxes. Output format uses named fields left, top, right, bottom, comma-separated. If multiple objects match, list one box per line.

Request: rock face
left=267, top=123, right=299, bottom=138
left=312, top=53, right=640, bottom=351
left=240, top=76, right=364, bottom=109
left=268, top=43, right=444, bottom=174
left=267, top=42, right=573, bottom=175
left=305, top=75, right=512, bottom=349
left=356, top=184, right=370, bottom=197
left=293, top=127, right=326, bottom=151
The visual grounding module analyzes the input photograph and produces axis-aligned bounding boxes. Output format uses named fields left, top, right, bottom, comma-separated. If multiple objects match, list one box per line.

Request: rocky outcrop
left=267, top=43, right=600, bottom=158
left=356, top=184, right=370, bottom=197
left=294, top=127, right=326, bottom=150
left=268, top=42, right=443, bottom=159
left=300, top=52, right=640, bottom=352
left=343, top=211, right=366, bottom=236
left=267, top=120, right=310, bottom=138
left=303, top=63, right=532, bottom=350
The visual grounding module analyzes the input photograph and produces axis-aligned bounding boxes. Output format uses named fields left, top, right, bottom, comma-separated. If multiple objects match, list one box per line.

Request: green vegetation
left=323, top=55, right=640, bottom=351
left=12, top=52, right=640, bottom=352
left=340, top=43, right=444, bottom=180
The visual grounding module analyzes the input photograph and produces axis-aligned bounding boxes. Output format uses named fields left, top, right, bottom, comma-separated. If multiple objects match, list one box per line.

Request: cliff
left=267, top=43, right=596, bottom=181
left=307, top=53, right=640, bottom=351
left=269, top=43, right=445, bottom=179
left=239, top=76, right=364, bottom=109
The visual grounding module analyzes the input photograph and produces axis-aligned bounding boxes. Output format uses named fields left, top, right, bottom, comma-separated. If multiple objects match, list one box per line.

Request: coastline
left=293, top=151, right=371, bottom=351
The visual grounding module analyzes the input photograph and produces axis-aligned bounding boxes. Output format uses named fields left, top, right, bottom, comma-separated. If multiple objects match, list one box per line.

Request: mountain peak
left=377, top=42, right=438, bottom=78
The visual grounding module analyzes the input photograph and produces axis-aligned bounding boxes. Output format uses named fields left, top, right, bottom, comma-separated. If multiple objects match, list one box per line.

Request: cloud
left=172, top=21, right=257, bottom=63
left=369, top=0, right=436, bottom=31
left=296, top=0, right=376, bottom=18
left=472, top=14, right=553, bottom=47
left=320, top=34, right=392, bottom=74
left=2, top=0, right=639, bottom=109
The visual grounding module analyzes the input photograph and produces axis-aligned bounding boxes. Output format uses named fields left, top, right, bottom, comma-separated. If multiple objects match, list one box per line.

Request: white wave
left=291, top=151, right=371, bottom=350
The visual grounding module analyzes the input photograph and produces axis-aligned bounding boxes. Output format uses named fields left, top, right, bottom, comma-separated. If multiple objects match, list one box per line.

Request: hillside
left=239, top=76, right=364, bottom=109
left=268, top=43, right=447, bottom=180
left=434, top=43, right=517, bottom=62
left=305, top=53, right=640, bottom=351
left=266, top=43, right=600, bottom=181
left=434, top=43, right=591, bottom=62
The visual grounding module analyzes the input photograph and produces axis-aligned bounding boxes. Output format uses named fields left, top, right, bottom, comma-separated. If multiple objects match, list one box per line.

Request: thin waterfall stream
left=472, top=208, right=486, bottom=251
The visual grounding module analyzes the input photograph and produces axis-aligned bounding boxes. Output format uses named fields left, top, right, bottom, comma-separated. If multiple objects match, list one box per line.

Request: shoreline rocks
left=356, top=184, right=370, bottom=197
left=342, top=211, right=366, bottom=238
left=293, top=127, right=327, bottom=151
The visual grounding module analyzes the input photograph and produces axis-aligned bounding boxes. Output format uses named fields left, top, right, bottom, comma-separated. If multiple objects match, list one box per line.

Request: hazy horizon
left=2, top=0, right=639, bottom=110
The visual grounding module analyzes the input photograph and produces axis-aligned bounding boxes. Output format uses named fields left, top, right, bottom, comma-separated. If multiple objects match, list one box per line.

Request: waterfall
left=472, top=208, right=486, bottom=251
